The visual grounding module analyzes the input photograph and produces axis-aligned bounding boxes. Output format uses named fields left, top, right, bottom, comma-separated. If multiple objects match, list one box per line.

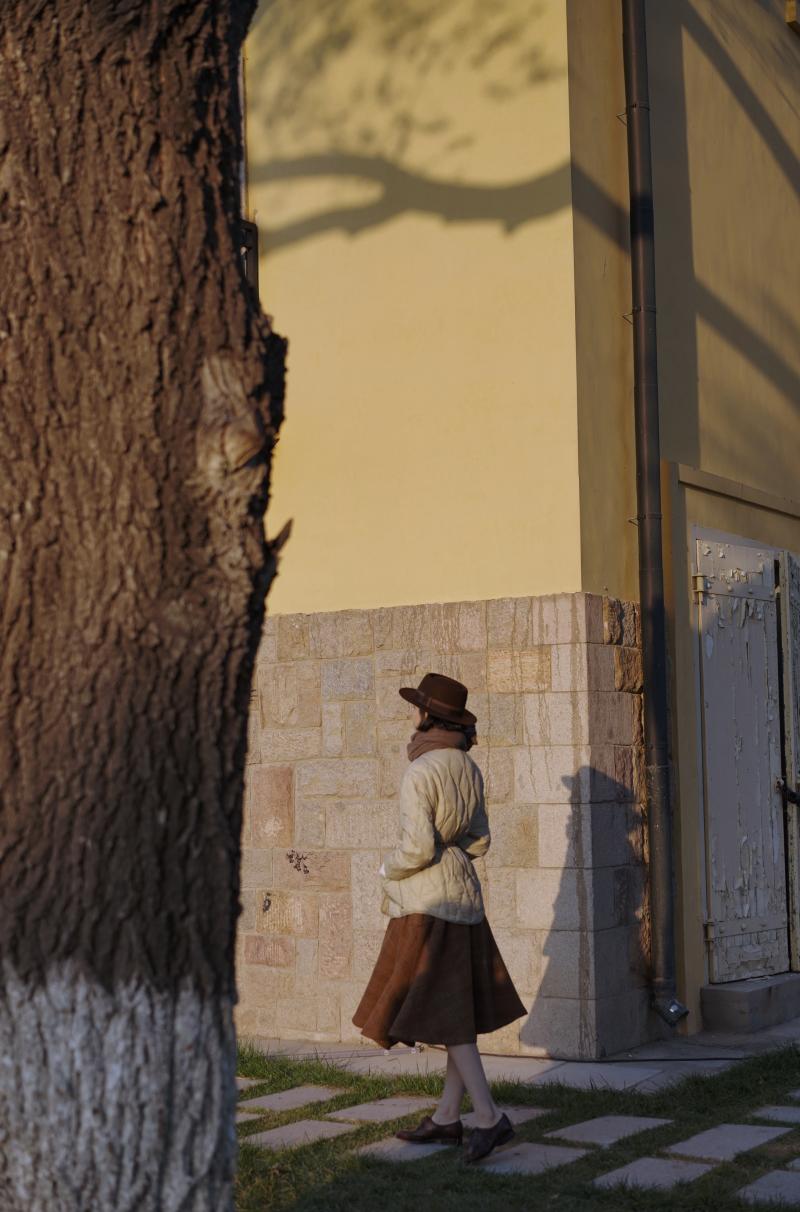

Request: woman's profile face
left=412, top=705, right=426, bottom=729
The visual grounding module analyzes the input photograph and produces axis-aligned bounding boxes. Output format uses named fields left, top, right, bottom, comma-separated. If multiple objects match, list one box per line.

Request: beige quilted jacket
left=381, top=747, right=490, bottom=924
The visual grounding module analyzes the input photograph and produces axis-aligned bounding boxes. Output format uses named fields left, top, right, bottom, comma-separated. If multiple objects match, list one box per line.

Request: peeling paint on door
left=697, top=538, right=789, bottom=983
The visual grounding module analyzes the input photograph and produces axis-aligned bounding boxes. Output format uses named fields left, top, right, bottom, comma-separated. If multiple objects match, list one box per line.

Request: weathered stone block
left=243, top=934, right=295, bottom=968
left=485, top=867, right=517, bottom=927
left=485, top=806, right=538, bottom=868
left=345, top=701, right=377, bottom=755
left=240, top=847, right=274, bottom=889
left=250, top=766, right=293, bottom=847
left=517, top=867, right=592, bottom=932
left=261, top=661, right=321, bottom=729
left=296, top=758, right=378, bottom=798
left=489, top=649, right=551, bottom=693
left=273, top=849, right=350, bottom=891
left=484, top=694, right=524, bottom=746
left=239, top=889, right=259, bottom=932
left=492, top=927, right=540, bottom=991
left=614, top=647, right=643, bottom=692
left=340, top=980, right=366, bottom=1039
left=523, top=692, right=589, bottom=746
left=429, top=600, right=487, bottom=652
left=603, top=599, right=638, bottom=648
left=308, top=610, right=373, bottom=658
left=319, top=892, right=352, bottom=980
left=277, top=614, right=310, bottom=661
left=246, top=696, right=262, bottom=767
left=295, top=937, right=318, bottom=980
left=473, top=747, right=514, bottom=803
left=537, top=930, right=593, bottom=999
left=257, top=890, right=318, bottom=937
left=551, top=644, right=616, bottom=692
left=588, top=692, right=637, bottom=745
left=352, top=929, right=385, bottom=980
left=321, top=658, right=374, bottom=702
left=259, top=615, right=279, bottom=664
left=372, top=604, right=430, bottom=651
left=275, top=995, right=318, bottom=1034
left=375, top=649, right=428, bottom=678
left=351, top=850, right=385, bottom=931
left=379, top=742, right=408, bottom=797
left=321, top=703, right=345, bottom=756
left=326, top=801, right=397, bottom=850
left=593, top=926, right=648, bottom=997
left=294, top=799, right=326, bottom=848
left=519, top=995, right=593, bottom=1058
left=260, top=728, right=322, bottom=763
left=538, top=804, right=592, bottom=869
left=513, top=744, right=624, bottom=804
left=376, top=676, right=408, bottom=722
left=238, top=963, right=295, bottom=1004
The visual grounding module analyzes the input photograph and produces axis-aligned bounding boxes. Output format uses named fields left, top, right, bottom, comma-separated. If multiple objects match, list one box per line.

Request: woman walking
left=352, top=672, right=526, bottom=1164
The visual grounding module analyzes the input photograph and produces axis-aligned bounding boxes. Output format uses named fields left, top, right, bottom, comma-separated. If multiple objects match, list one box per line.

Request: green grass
left=235, top=1042, right=800, bottom=1211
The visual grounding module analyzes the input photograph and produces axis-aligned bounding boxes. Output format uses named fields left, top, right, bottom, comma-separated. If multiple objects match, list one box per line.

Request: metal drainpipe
left=621, top=0, right=688, bottom=1028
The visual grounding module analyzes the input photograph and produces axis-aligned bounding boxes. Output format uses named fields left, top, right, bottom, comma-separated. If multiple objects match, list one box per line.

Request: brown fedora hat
left=399, top=672, right=477, bottom=727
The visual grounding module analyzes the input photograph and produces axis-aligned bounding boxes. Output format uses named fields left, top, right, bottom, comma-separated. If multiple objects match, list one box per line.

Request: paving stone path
left=236, top=1076, right=800, bottom=1196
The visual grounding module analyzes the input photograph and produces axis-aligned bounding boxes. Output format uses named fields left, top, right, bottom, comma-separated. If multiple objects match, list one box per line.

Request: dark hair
left=419, top=713, right=477, bottom=748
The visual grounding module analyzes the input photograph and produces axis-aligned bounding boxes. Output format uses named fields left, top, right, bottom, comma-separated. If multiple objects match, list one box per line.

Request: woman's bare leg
left=431, top=1050, right=466, bottom=1124
left=446, top=1042, right=501, bottom=1129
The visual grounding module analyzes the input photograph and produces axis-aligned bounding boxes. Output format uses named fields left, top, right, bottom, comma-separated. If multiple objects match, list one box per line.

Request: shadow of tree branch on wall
left=251, top=154, right=571, bottom=251
left=246, top=0, right=568, bottom=250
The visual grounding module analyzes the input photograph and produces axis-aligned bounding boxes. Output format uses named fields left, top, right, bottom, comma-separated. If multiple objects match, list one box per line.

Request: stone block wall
left=235, top=592, right=656, bottom=1058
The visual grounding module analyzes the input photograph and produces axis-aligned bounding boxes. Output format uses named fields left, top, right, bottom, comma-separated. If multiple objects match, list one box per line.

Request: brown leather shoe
left=395, top=1115, right=463, bottom=1145
left=462, top=1112, right=515, bottom=1163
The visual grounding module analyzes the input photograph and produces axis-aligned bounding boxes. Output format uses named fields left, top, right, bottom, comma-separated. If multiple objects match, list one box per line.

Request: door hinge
left=693, top=574, right=710, bottom=602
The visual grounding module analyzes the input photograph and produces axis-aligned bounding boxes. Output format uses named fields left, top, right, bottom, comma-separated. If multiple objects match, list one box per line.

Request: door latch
left=776, top=777, right=800, bottom=806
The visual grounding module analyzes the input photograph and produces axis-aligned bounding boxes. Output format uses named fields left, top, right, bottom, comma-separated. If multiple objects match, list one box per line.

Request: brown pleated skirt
left=352, top=913, right=526, bottom=1049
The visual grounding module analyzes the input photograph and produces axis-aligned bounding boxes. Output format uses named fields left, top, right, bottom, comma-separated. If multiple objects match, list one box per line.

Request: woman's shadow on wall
left=515, top=763, right=662, bottom=1060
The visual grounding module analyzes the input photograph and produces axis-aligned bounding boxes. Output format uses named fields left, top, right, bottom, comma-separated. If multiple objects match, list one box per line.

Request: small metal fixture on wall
left=788, top=1, right=800, bottom=35
left=240, top=220, right=259, bottom=297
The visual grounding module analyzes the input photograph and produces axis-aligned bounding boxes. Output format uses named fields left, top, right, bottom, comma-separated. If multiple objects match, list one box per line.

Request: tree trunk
left=0, top=3, right=286, bottom=1209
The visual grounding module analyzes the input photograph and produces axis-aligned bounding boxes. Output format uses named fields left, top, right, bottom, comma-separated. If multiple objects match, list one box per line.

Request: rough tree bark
left=0, top=2, right=286, bottom=1209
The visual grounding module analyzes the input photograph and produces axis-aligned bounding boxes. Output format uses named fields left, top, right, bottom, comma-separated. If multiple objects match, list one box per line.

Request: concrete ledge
left=701, top=973, right=800, bottom=1033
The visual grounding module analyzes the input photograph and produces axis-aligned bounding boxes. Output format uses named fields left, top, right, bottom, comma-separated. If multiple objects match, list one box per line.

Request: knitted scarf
left=407, top=725, right=475, bottom=763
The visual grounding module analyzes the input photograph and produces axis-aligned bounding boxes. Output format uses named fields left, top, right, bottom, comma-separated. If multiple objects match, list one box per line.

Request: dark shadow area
left=517, top=766, right=651, bottom=1061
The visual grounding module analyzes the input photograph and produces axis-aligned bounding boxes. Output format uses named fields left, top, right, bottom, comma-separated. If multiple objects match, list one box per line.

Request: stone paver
left=738, top=1169, right=800, bottom=1205
left=478, top=1141, right=587, bottom=1176
left=786, top=1158, right=800, bottom=1171
left=788, top=1088, right=800, bottom=1101
left=236, top=1076, right=260, bottom=1091
left=355, top=1138, right=451, bottom=1163
left=463, top=1105, right=547, bottom=1128
left=545, top=1115, right=671, bottom=1147
left=239, top=1085, right=344, bottom=1114
left=327, top=1096, right=436, bottom=1123
left=666, top=1123, right=792, bottom=1162
left=529, top=1062, right=661, bottom=1091
left=245, top=1119, right=356, bottom=1151
left=236, top=1109, right=261, bottom=1124
left=754, top=1105, right=800, bottom=1124
left=593, top=1157, right=714, bottom=1190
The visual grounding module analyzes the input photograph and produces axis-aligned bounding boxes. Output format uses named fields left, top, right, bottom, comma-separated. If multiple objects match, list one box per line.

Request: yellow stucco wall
left=245, top=0, right=581, bottom=614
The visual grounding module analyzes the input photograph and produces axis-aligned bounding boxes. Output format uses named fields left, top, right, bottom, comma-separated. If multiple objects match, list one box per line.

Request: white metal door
left=779, top=551, right=800, bottom=971
left=696, top=537, right=789, bottom=983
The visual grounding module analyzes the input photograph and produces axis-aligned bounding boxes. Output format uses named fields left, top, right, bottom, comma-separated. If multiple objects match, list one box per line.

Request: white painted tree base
left=0, top=962, right=236, bottom=1211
